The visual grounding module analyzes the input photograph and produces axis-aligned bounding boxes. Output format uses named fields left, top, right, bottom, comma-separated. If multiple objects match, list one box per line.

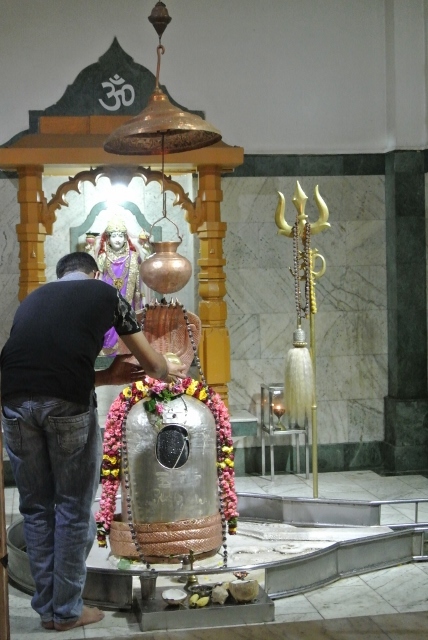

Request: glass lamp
left=260, top=383, right=286, bottom=434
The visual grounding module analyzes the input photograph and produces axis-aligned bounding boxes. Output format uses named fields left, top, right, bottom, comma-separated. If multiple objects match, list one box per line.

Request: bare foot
left=54, top=606, right=105, bottom=631
left=41, top=620, right=54, bottom=630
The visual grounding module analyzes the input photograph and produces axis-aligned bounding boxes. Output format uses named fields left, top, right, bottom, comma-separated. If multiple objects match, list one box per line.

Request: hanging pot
left=140, top=240, right=192, bottom=294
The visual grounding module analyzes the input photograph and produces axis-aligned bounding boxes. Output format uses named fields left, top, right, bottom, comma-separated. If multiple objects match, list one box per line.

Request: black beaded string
left=122, top=299, right=228, bottom=567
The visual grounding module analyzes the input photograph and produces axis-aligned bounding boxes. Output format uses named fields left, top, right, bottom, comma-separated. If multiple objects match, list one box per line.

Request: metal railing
left=373, top=498, right=428, bottom=559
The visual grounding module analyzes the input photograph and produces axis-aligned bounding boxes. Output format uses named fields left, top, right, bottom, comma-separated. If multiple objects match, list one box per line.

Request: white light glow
left=102, top=182, right=129, bottom=205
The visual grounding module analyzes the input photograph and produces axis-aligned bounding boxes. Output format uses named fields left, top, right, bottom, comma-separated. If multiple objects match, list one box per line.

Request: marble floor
left=4, top=469, right=428, bottom=639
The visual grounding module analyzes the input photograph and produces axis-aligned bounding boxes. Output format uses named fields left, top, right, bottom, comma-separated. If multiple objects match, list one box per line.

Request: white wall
left=0, top=0, right=426, bottom=153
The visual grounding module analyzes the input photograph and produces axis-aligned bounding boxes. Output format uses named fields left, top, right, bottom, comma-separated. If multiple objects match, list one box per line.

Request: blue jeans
left=2, top=393, right=102, bottom=625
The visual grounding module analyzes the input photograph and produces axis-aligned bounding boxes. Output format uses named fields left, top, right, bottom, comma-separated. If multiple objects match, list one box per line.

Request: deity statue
left=95, top=217, right=145, bottom=355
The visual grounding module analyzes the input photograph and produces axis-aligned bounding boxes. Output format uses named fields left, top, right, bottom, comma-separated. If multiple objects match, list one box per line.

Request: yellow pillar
left=197, top=166, right=230, bottom=404
left=16, top=166, right=47, bottom=300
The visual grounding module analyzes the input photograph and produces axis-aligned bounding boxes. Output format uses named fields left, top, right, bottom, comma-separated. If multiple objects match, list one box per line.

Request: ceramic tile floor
left=4, top=470, right=428, bottom=639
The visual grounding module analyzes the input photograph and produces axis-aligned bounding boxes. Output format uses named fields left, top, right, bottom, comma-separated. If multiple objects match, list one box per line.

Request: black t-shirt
left=0, top=278, right=140, bottom=405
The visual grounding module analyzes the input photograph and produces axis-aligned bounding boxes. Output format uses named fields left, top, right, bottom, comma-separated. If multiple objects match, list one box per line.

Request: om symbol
left=99, top=74, right=135, bottom=111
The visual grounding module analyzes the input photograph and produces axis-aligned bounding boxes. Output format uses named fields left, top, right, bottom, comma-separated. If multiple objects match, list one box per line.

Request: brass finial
left=148, top=2, right=172, bottom=40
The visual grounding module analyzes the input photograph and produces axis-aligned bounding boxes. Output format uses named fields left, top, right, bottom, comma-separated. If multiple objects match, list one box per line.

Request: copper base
left=109, top=512, right=223, bottom=563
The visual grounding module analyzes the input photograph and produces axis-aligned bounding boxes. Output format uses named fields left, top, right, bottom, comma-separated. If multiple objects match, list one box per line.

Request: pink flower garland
left=95, top=376, right=238, bottom=547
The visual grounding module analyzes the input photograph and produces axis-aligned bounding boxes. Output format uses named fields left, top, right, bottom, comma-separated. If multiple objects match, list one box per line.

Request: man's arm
left=120, top=331, right=187, bottom=381
left=94, top=354, right=145, bottom=387
left=110, top=291, right=186, bottom=382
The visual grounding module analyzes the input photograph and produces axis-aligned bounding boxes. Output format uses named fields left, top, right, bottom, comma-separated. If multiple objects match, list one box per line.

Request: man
left=0, top=252, right=185, bottom=632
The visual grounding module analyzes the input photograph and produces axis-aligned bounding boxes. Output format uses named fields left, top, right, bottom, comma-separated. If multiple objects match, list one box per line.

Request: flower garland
left=95, top=376, right=239, bottom=548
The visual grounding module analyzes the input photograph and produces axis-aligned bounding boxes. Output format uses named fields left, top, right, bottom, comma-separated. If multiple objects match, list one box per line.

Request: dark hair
left=56, top=252, right=98, bottom=279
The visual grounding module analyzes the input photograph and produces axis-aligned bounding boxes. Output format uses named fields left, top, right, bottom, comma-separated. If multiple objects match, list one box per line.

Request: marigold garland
left=95, top=376, right=238, bottom=547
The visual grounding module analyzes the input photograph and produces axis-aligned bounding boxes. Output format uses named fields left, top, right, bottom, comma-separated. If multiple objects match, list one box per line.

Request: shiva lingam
left=107, top=342, right=224, bottom=564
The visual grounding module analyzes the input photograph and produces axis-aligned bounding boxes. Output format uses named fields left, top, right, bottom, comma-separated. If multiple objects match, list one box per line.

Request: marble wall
left=0, top=172, right=388, bottom=450
left=222, top=175, right=388, bottom=446
left=0, top=177, right=20, bottom=349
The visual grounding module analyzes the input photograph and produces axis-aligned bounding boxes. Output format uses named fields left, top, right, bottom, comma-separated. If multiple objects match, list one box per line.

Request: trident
left=275, top=181, right=330, bottom=498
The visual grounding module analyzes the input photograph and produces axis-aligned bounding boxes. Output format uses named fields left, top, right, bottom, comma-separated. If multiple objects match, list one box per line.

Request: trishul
left=275, top=180, right=330, bottom=240
left=274, top=180, right=330, bottom=500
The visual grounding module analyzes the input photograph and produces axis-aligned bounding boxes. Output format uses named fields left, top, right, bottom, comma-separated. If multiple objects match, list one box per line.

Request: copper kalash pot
left=140, top=241, right=192, bottom=294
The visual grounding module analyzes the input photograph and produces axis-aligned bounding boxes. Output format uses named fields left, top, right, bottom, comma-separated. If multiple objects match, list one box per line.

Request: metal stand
left=260, top=383, right=309, bottom=481
left=261, top=427, right=309, bottom=481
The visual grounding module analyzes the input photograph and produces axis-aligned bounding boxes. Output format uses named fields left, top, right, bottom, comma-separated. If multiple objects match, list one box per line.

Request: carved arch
left=43, top=165, right=204, bottom=235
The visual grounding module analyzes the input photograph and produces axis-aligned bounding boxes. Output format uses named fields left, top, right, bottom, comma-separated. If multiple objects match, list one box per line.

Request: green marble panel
left=232, top=447, right=246, bottom=476
left=384, top=397, right=428, bottom=447
left=395, top=218, right=426, bottom=262
left=232, top=156, right=256, bottom=177
left=231, top=421, right=258, bottom=437
left=383, top=442, right=428, bottom=473
left=344, top=442, right=383, bottom=470
left=298, top=155, right=344, bottom=176
left=389, top=150, right=424, bottom=173
left=394, top=176, right=425, bottom=217
left=253, top=155, right=300, bottom=176
left=385, top=151, right=427, bottom=400
left=396, top=263, right=426, bottom=309
left=388, top=321, right=427, bottom=398
left=316, top=445, right=345, bottom=473
left=233, top=442, right=385, bottom=476
left=231, top=153, right=387, bottom=179
left=343, top=154, right=384, bottom=175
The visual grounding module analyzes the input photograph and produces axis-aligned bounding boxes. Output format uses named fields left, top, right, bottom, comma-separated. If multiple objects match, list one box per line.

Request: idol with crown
left=95, top=215, right=145, bottom=355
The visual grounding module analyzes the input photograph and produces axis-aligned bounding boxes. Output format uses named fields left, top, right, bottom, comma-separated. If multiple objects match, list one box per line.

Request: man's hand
left=164, top=352, right=187, bottom=381
left=94, top=355, right=145, bottom=386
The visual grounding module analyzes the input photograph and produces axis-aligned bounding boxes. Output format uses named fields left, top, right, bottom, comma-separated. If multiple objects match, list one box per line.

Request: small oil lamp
left=272, top=402, right=286, bottom=430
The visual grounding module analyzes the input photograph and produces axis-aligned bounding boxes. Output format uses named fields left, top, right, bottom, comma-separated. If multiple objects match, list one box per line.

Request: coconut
left=228, top=579, right=259, bottom=603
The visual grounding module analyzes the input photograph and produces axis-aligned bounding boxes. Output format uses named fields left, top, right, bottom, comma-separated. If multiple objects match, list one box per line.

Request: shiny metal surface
left=264, top=529, right=421, bottom=599
left=139, top=241, right=192, bottom=294
left=103, top=88, right=222, bottom=155
left=237, top=492, right=382, bottom=526
left=124, top=396, right=218, bottom=523
left=104, top=3, right=221, bottom=156
left=135, top=585, right=274, bottom=632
